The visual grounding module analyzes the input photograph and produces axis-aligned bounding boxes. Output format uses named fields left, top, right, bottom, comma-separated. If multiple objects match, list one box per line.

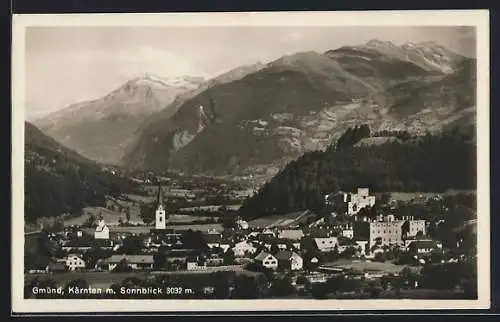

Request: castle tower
left=155, top=183, right=167, bottom=229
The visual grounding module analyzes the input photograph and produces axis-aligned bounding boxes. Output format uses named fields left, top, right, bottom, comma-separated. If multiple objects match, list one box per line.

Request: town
left=24, top=181, right=477, bottom=300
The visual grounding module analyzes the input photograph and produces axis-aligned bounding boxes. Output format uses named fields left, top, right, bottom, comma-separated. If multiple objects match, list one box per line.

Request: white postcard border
left=11, top=10, right=490, bottom=313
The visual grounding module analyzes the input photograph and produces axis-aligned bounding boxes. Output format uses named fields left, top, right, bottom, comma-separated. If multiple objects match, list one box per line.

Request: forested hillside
left=239, top=126, right=476, bottom=218
left=25, top=122, right=140, bottom=223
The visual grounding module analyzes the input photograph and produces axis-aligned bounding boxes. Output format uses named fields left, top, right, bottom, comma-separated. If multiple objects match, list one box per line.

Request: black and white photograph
left=11, top=10, right=490, bottom=312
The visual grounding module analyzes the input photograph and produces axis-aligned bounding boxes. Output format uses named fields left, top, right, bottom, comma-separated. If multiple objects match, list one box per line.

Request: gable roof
left=95, top=224, right=109, bottom=232
left=204, top=234, right=222, bottom=244
left=314, top=237, right=338, bottom=249
left=254, top=251, right=275, bottom=261
left=278, top=229, right=305, bottom=240
left=103, top=255, right=154, bottom=264
left=47, top=262, right=67, bottom=270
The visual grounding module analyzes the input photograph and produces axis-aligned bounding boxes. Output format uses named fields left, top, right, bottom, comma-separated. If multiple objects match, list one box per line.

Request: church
left=94, top=215, right=109, bottom=239
left=154, top=183, right=168, bottom=230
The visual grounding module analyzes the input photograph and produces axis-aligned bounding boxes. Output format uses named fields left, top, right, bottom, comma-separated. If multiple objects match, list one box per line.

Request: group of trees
left=239, top=127, right=476, bottom=218
left=25, top=159, right=140, bottom=222
left=335, top=124, right=371, bottom=150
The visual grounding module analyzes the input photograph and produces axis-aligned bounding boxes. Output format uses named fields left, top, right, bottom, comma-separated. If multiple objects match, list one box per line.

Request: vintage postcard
left=11, top=10, right=490, bottom=313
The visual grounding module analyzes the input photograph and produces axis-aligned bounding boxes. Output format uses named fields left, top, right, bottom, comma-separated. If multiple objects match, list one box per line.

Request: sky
left=25, top=26, right=476, bottom=120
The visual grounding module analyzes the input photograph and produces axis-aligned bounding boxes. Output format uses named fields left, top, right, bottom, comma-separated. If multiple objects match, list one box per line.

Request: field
left=179, top=205, right=241, bottom=212
left=81, top=223, right=224, bottom=235
left=388, top=190, right=475, bottom=202
left=248, top=210, right=313, bottom=228
left=323, top=258, right=421, bottom=275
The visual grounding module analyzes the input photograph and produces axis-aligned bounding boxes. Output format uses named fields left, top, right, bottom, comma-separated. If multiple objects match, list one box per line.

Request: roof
left=63, top=238, right=113, bottom=248
left=254, top=251, right=274, bottom=261
left=275, top=250, right=300, bottom=260
left=204, top=234, right=222, bottom=244
left=409, top=240, right=440, bottom=249
left=95, top=224, right=109, bottom=232
left=314, top=237, right=338, bottom=249
left=103, top=255, right=154, bottom=264
left=47, top=262, right=66, bottom=270
left=278, top=229, right=305, bottom=240
left=304, top=227, right=332, bottom=238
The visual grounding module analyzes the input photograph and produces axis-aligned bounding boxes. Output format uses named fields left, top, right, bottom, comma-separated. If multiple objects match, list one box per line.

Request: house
left=304, top=273, right=328, bottom=284
left=65, top=254, right=86, bottom=271
left=275, top=250, right=303, bottom=271
left=337, top=238, right=359, bottom=255
left=61, top=236, right=114, bottom=252
left=204, top=234, right=231, bottom=253
left=94, top=218, right=109, bottom=239
left=236, top=219, right=249, bottom=230
left=102, top=255, right=154, bottom=271
left=341, top=224, right=354, bottom=239
left=304, top=227, right=334, bottom=238
left=408, top=240, right=442, bottom=254
left=343, top=188, right=376, bottom=215
left=186, top=255, right=207, bottom=271
left=232, top=240, right=257, bottom=257
left=313, top=237, right=338, bottom=252
left=278, top=229, right=305, bottom=241
left=355, top=240, right=369, bottom=255
left=254, top=251, right=278, bottom=270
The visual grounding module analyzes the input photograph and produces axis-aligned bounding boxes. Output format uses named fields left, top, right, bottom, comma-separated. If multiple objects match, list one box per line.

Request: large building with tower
left=353, top=215, right=426, bottom=247
left=343, top=188, right=376, bottom=215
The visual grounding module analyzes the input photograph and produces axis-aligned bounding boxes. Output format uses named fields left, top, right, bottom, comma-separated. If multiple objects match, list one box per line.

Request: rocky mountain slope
left=123, top=40, right=475, bottom=177
left=25, top=122, right=139, bottom=222
left=34, top=74, right=205, bottom=165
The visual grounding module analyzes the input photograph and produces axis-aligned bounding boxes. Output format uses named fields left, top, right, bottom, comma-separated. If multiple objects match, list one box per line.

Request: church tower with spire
left=155, top=183, right=167, bottom=229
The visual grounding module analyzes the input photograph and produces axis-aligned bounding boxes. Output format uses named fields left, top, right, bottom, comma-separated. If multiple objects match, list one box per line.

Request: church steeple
left=155, top=182, right=167, bottom=230
left=156, top=182, right=164, bottom=208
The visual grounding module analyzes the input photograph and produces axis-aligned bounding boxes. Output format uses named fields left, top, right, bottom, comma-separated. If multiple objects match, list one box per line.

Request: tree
left=380, top=193, right=392, bottom=205
left=311, top=283, right=329, bottom=299
left=153, top=252, right=166, bottom=270
left=83, top=247, right=112, bottom=269
left=85, top=214, right=96, bottom=227
left=125, top=207, right=131, bottom=223
left=232, top=275, right=260, bottom=299
left=119, top=235, right=144, bottom=255
left=213, top=272, right=231, bottom=299
left=139, top=202, right=155, bottom=225
left=269, top=277, right=295, bottom=297
left=373, top=252, right=387, bottom=262
left=112, top=259, right=133, bottom=273
left=222, top=249, right=235, bottom=265
left=181, top=230, right=208, bottom=251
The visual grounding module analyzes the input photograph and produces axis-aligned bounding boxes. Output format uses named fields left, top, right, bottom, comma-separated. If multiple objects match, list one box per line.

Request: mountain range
left=34, top=74, right=206, bottom=164
left=32, top=39, right=476, bottom=178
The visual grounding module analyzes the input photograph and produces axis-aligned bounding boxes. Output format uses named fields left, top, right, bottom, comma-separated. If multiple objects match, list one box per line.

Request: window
left=264, top=261, right=269, bottom=265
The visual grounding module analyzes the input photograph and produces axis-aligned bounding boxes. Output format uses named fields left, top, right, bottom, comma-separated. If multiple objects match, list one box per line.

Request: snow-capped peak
left=365, top=39, right=397, bottom=48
